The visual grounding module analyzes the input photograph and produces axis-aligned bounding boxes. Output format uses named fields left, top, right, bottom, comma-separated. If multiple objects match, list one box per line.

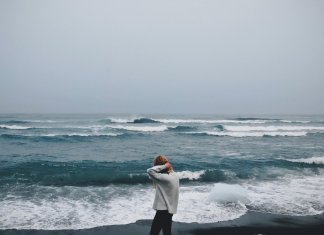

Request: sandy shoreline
left=1, top=211, right=324, bottom=235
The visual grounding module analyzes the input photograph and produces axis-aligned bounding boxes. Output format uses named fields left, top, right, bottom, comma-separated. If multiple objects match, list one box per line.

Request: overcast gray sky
left=0, top=0, right=323, bottom=114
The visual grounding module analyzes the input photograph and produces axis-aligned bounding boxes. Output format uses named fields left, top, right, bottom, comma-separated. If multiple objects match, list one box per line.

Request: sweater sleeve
left=147, top=165, right=170, bottom=182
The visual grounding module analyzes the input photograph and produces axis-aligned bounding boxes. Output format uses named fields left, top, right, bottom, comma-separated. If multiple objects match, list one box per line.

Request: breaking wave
left=186, top=131, right=308, bottom=137
left=132, top=118, right=160, bottom=124
left=224, top=125, right=324, bottom=132
left=106, top=125, right=170, bottom=132
left=285, top=156, right=324, bottom=165
left=0, top=125, right=32, bottom=130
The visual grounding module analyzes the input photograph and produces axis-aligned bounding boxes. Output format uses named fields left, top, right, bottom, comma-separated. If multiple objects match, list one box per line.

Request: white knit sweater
left=147, top=165, right=180, bottom=214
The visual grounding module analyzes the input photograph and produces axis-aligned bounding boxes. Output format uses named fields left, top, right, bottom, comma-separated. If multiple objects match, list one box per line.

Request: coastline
left=1, top=211, right=324, bottom=235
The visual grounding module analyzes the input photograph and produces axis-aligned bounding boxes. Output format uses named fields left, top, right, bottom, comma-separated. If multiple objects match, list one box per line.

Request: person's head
left=153, top=154, right=172, bottom=172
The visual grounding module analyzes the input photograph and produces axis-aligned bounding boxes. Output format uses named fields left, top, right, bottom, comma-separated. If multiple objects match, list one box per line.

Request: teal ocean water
left=1, top=114, right=324, bottom=229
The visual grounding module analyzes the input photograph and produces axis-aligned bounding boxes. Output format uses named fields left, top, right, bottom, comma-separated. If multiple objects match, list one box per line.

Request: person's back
left=147, top=155, right=179, bottom=235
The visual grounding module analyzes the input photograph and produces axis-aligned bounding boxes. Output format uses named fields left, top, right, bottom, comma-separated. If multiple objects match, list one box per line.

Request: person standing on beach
left=147, top=155, right=180, bottom=235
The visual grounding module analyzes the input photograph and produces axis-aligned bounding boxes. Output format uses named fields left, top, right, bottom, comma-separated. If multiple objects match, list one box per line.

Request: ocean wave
left=177, top=170, right=205, bottom=180
left=106, top=124, right=170, bottom=132
left=0, top=133, right=123, bottom=141
left=224, top=125, right=324, bottom=132
left=132, top=118, right=160, bottom=124
left=214, top=124, right=225, bottom=131
left=185, top=131, right=308, bottom=137
left=0, top=161, right=149, bottom=186
left=43, top=133, right=121, bottom=137
left=23, top=119, right=63, bottom=123
left=167, top=125, right=196, bottom=132
left=285, top=156, right=324, bottom=165
left=0, top=161, right=230, bottom=186
left=280, top=120, right=311, bottom=123
left=100, top=117, right=160, bottom=124
left=153, top=118, right=268, bottom=124
left=1, top=120, right=29, bottom=124
left=0, top=184, right=247, bottom=229
left=107, top=118, right=135, bottom=123
left=0, top=124, right=32, bottom=130
left=234, top=117, right=280, bottom=121
left=2, top=173, right=323, bottom=229
left=245, top=174, right=324, bottom=216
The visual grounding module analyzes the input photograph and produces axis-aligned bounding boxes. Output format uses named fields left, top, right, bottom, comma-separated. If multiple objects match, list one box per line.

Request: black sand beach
left=2, top=211, right=324, bottom=235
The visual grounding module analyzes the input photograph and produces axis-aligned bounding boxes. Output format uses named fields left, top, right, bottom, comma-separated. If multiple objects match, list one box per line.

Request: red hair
left=153, top=155, right=173, bottom=172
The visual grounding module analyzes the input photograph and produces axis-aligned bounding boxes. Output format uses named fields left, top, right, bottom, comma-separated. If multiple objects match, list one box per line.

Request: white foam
left=1, top=172, right=324, bottom=230
left=286, top=156, right=324, bottom=164
left=154, top=119, right=267, bottom=124
left=106, top=124, right=170, bottom=132
left=108, top=118, right=135, bottom=123
left=224, top=125, right=324, bottom=132
left=0, top=125, right=32, bottom=130
left=208, top=183, right=249, bottom=204
left=43, top=133, right=121, bottom=137
left=188, top=131, right=307, bottom=137
left=23, top=120, right=63, bottom=123
left=245, top=173, right=324, bottom=216
left=0, top=184, right=247, bottom=229
left=2, top=133, right=122, bottom=137
left=174, top=185, right=247, bottom=223
left=280, top=120, right=310, bottom=123
left=177, top=170, right=205, bottom=180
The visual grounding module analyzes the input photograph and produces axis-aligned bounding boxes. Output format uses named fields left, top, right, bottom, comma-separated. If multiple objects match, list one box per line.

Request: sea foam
left=106, top=124, right=170, bottom=132
left=1, top=172, right=324, bottom=230
left=187, top=131, right=307, bottom=137
left=0, top=125, right=32, bottom=130
left=208, top=183, right=249, bottom=204
left=286, top=156, right=324, bottom=164
left=224, top=125, right=324, bottom=132
left=177, top=170, right=205, bottom=180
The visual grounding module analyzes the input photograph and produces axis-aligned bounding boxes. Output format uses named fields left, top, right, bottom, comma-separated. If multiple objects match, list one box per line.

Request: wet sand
left=1, top=211, right=324, bottom=235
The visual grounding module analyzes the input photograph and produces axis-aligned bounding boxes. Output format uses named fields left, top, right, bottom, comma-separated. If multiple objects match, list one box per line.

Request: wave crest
left=286, top=156, right=324, bottom=165
left=186, top=131, right=307, bottom=137
left=0, top=125, right=32, bottom=130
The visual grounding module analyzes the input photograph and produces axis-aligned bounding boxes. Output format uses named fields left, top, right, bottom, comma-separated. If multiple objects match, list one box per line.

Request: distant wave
left=234, top=117, right=280, bottom=121
left=214, top=124, right=225, bottom=131
left=167, top=125, right=196, bottom=132
left=23, top=120, right=63, bottom=123
left=0, top=133, right=123, bottom=141
left=0, top=125, right=32, bottom=130
left=151, top=118, right=310, bottom=124
left=106, top=124, right=170, bottom=132
left=233, top=118, right=312, bottom=124
left=185, top=131, right=308, bottom=137
left=224, top=125, right=324, bottom=132
left=106, top=118, right=135, bottom=123
left=285, top=156, right=324, bottom=165
left=280, top=120, right=311, bottom=123
left=98, top=117, right=315, bottom=124
left=1, top=120, right=29, bottom=124
left=153, top=118, right=268, bottom=124
left=42, top=133, right=122, bottom=137
left=100, top=117, right=160, bottom=124
left=131, top=118, right=160, bottom=124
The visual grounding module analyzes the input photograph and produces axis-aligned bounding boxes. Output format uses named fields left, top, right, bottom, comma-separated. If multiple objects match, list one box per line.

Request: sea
left=0, top=113, right=324, bottom=230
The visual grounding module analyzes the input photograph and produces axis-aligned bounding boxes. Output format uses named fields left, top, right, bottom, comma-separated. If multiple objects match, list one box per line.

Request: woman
left=147, top=155, right=180, bottom=235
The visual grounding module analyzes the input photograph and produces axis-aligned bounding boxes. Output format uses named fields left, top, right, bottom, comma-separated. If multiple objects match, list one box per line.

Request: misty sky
left=0, top=0, right=323, bottom=114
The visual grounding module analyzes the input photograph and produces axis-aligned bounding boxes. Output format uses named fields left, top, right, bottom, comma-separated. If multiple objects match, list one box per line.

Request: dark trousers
left=149, top=210, right=173, bottom=235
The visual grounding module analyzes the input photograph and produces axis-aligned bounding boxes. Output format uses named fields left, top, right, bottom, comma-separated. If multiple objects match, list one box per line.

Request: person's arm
left=147, top=163, right=171, bottom=181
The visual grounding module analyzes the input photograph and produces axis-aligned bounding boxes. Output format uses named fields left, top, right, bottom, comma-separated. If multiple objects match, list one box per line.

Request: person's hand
left=165, top=162, right=171, bottom=170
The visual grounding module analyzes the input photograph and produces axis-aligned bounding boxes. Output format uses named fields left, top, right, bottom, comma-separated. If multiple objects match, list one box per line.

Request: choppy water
left=1, top=114, right=324, bottom=229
